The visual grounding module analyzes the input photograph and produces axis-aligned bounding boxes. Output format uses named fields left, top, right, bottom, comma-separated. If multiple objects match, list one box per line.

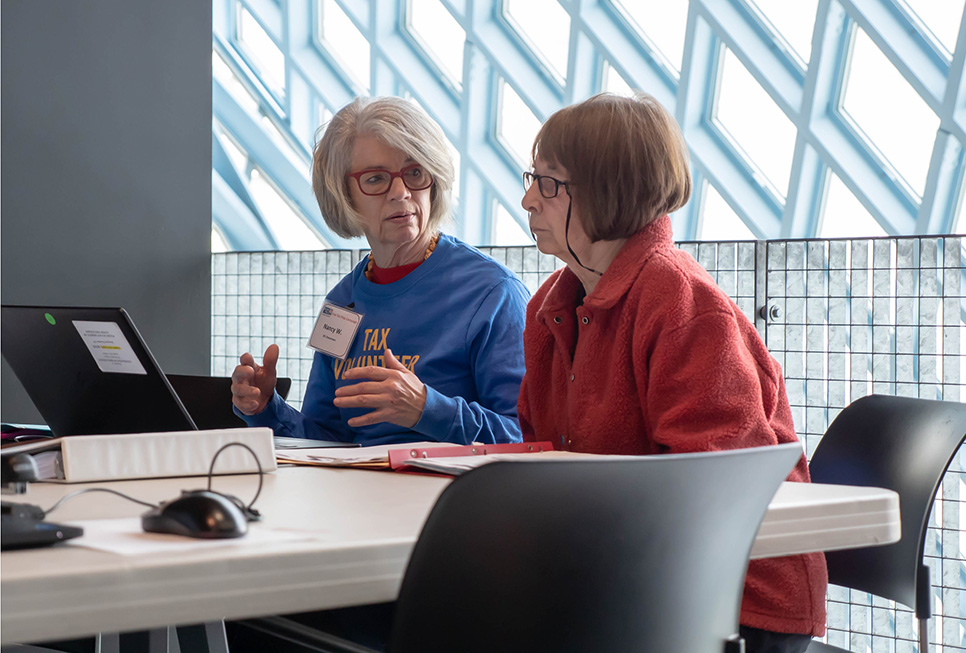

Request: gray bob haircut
left=312, top=96, right=455, bottom=239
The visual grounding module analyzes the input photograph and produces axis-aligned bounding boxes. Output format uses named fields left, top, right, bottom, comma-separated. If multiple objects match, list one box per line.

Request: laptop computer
left=1, top=305, right=356, bottom=449
left=2, top=306, right=197, bottom=436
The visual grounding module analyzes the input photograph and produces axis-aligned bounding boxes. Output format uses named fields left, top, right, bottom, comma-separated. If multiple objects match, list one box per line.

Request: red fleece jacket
left=518, top=216, right=828, bottom=636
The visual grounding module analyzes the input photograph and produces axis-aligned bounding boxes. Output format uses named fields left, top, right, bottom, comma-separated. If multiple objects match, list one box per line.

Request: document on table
left=276, top=441, right=461, bottom=469
left=63, top=518, right=320, bottom=556
left=399, top=450, right=613, bottom=475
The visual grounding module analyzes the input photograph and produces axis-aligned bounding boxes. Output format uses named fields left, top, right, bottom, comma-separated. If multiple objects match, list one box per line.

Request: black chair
left=166, top=374, right=292, bottom=430
left=806, top=394, right=966, bottom=653
left=239, top=442, right=803, bottom=653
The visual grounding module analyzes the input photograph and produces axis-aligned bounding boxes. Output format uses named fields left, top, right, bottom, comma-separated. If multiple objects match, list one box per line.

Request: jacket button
left=581, top=316, right=590, bottom=325
left=570, top=374, right=575, bottom=381
left=553, top=316, right=562, bottom=324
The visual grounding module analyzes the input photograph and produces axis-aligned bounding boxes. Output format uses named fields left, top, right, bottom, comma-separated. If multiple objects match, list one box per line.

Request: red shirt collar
left=368, top=258, right=424, bottom=284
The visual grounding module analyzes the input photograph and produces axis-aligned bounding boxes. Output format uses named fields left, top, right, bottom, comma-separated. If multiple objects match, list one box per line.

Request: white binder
left=1, top=427, right=276, bottom=483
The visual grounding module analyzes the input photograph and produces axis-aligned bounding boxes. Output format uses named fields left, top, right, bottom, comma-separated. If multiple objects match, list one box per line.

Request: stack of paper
left=400, top=451, right=608, bottom=476
left=274, top=441, right=597, bottom=476
left=276, top=442, right=461, bottom=470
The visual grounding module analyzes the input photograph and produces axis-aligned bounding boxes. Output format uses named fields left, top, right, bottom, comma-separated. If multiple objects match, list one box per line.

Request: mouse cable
left=207, top=442, right=264, bottom=513
left=40, top=442, right=264, bottom=518
left=42, top=487, right=159, bottom=517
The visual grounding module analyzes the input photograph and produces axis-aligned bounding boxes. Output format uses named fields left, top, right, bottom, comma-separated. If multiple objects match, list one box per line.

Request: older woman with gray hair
left=231, top=96, right=528, bottom=446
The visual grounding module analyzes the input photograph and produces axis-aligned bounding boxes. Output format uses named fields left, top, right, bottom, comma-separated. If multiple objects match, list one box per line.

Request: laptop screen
left=1, top=305, right=197, bottom=437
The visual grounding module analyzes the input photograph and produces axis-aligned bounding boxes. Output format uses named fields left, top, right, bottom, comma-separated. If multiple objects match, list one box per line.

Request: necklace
left=365, top=232, right=440, bottom=282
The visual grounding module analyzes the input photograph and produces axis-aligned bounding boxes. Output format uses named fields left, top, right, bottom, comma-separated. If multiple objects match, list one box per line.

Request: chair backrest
left=165, top=374, right=292, bottom=430
left=388, top=443, right=803, bottom=653
left=808, top=394, right=966, bottom=616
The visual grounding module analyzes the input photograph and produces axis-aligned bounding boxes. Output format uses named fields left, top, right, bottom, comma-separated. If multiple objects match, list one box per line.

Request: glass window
left=608, top=0, right=688, bottom=73
left=699, top=181, right=757, bottom=241
left=213, top=50, right=260, bottom=116
left=408, top=0, right=466, bottom=89
left=214, top=0, right=964, bottom=250
left=319, top=0, right=370, bottom=91
left=899, top=0, right=965, bottom=58
left=602, top=60, right=635, bottom=96
left=746, top=0, right=819, bottom=67
left=715, top=47, right=797, bottom=198
left=215, top=126, right=249, bottom=172
left=954, top=176, right=966, bottom=234
left=317, top=102, right=333, bottom=129
left=498, top=78, right=541, bottom=167
left=448, top=139, right=461, bottom=203
left=819, top=171, right=887, bottom=239
left=493, top=202, right=534, bottom=246
left=212, top=227, right=230, bottom=253
left=504, top=0, right=571, bottom=81
left=840, top=26, right=939, bottom=198
left=237, top=6, right=286, bottom=96
left=250, top=169, right=328, bottom=249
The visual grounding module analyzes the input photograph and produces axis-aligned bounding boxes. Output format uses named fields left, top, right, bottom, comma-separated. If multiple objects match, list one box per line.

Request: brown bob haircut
left=531, top=92, right=692, bottom=241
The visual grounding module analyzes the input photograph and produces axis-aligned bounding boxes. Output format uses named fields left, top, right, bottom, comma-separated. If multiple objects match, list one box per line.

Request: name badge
left=307, top=302, right=363, bottom=359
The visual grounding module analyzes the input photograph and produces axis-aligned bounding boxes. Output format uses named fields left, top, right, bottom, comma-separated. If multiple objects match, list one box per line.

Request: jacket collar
left=535, top=216, right=674, bottom=318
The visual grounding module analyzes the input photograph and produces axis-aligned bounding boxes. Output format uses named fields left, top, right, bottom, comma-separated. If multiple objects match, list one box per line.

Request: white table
left=0, top=465, right=899, bottom=645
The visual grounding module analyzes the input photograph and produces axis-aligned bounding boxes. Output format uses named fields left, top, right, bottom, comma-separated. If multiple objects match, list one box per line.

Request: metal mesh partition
left=759, top=236, right=966, bottom=652
left=211, top=234, right=965, bottom=651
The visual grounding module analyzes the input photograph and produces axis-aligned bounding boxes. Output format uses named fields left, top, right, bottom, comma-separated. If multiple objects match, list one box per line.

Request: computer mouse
left=141, top=490, right=248, bottom=539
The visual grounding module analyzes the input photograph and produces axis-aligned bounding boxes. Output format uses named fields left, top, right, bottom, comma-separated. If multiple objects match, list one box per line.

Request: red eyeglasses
left=346, top=163, right=434, bottom=196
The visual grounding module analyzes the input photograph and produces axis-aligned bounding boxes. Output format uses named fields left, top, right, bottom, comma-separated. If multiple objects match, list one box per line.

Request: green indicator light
left=44, top=313, right=56, bottom=325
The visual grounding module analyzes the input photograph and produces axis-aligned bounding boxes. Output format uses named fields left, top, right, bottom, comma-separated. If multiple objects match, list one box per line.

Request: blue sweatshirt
left=241, top=234, right=529, bottom=445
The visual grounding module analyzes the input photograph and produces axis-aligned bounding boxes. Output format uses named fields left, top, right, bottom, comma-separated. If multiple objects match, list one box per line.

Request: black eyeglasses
left=523, top=171, right=572, bottom=199
left=346, top=163, right=434, bottom=196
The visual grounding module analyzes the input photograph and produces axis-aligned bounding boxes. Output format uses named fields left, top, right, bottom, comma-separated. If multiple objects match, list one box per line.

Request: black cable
left=563, top=191, right=603, bottom=277
left=43, top=487, right=159, bottom=516
left=207, top=441, right=264, bottom=512
left=40, top=442, right=264, bottom=519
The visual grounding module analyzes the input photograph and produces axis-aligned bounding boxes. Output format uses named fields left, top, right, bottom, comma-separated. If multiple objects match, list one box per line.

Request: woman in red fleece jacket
left=518, top=92, right=828, bottom=653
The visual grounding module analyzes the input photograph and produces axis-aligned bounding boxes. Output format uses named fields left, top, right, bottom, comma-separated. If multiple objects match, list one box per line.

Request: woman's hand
left=334, top=349, right=427, bottom=428
left=231, top=344, right=279, bottom=415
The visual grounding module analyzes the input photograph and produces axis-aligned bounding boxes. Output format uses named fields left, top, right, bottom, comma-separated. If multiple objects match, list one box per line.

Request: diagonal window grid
left=213, top=0, right=966, bottom=259
left=820, top=172, right=888, bottom=239
left=215, top=124, right=249, bottom=173
left=840, top=26, right=940, bottom=199
left=714, top=47, right=797, bottom=199
left=493, top=201, right=535, bottom=248
left=956, top=179, right=966, bottom=234
left=607, top=0, right=688, bottom=75
left=503, top=0, right=571, bottom=83
left=249, top=168, right=328, bottom=250
left=213, top=49, right=261, bottom=115
left=236, top=5, right=286, bottom=98
left=746, top=0, right=819, bottom=69
left=407, top=0, right=466, bottom=90
left=318, top=0, right=370, bottom=92
left=497, top=78, right=542, bottom=168
left=602, top=60, right=635, bottom=96
left=699, top=181, right=757, bottom=241
left=899, top=0, right=966, bottom=60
